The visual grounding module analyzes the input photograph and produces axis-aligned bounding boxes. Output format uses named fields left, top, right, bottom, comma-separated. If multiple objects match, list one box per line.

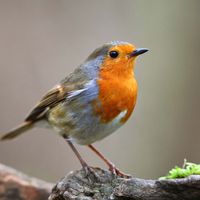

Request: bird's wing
left=25, top=76, right=98, bottom=122
left=25, top=85, right=67, bottom=122
left=25, top=82, right=86, bottom=122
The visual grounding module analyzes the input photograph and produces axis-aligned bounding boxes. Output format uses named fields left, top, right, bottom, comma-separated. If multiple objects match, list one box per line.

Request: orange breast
left=93, top=64, right=138, bottom=124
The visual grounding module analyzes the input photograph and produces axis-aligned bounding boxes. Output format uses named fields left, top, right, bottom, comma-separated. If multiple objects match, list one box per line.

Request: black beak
left=131, top=48, right=149, bottom=57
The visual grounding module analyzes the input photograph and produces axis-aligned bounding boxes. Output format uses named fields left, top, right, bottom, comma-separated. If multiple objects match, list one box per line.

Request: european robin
left=1, top=41, right=148, bottom=177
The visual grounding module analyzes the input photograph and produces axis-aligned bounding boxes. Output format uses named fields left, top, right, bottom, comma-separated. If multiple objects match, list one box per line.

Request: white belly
left=70, top=110, right=128, bottom=145
left=45, top=99, right=128, bottom=145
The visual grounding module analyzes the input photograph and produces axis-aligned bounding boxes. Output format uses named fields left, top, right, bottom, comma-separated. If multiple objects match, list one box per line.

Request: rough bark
left=0, top=163, right=53, bottom=200
left=1, top=164, right=200, bottom=200
left=49, top=168, right=200, bottom=200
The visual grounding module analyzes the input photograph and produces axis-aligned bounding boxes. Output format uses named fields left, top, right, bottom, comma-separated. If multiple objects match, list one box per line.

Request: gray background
left=0, top=0, right=200, bottom=182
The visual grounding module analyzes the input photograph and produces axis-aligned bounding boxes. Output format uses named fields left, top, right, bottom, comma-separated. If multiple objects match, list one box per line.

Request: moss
left=160, top=159, right=200, bottom=179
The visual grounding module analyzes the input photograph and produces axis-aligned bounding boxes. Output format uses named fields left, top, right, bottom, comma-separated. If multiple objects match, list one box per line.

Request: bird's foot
left=108, top=163, right=132, bottom=179
left=82, top=165, right=101, bottom=182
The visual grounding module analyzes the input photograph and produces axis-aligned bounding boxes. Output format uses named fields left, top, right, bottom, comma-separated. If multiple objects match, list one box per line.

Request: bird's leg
left=65, top=138, right=88, bottom=169
left=88, top=144, right=131, bottom=178
left=63, top=137, right=100, bottom=179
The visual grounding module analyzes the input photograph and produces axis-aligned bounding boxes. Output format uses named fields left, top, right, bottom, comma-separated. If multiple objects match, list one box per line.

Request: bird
left=1, top=41, right=148, bottom=178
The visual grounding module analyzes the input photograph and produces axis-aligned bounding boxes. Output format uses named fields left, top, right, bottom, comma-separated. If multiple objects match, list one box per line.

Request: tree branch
left=0, top=163, right=200, bottom=200
left=0, top=163, right=53, bottom=200
left=49, top=167, right=200, bottom=200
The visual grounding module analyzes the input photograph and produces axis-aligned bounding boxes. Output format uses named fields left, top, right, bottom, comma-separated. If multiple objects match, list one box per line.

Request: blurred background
left=0, top=0, right=200, bottom=182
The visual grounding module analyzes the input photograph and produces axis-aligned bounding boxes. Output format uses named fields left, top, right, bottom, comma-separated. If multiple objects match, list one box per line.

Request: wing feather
left=25, top=84, right=71, bottom=122
left=25, top=78, right=96, bottom=122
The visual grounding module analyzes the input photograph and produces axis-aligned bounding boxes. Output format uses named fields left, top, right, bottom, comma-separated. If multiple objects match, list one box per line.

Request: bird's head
left=86, top=41, right=148, bottom=76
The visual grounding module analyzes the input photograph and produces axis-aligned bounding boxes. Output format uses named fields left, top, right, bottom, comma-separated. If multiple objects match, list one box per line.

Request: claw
left=82, top=166, right=101, bottom=181
left=109, top=163, right=132, bottom=179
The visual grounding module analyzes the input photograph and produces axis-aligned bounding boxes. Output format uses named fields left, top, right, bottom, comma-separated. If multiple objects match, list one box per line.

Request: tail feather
left=1, top=121, right=33, bottom=140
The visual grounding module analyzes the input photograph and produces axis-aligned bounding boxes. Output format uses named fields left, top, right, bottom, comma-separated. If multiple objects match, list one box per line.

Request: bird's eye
left=109, top=51, right=119, bottom=58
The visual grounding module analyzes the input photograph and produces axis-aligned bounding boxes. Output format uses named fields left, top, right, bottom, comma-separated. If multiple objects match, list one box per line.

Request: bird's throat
left=93, top=69, right=138, bottom=124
